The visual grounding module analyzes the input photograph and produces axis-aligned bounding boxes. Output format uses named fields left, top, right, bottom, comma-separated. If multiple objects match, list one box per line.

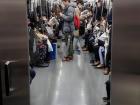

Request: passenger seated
left=91, top=25, right=101, bottom=66
left=96, top=17, right=108, bottom=68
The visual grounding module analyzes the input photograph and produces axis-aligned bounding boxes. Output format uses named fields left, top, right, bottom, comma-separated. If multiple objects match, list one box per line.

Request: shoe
left=62, top=57, right=70, bottom=62
left=64, top=56, right=69, bottom=59
left=93, top=61, right=100, bottom=66
left=68, top=56, right=73, bottom=60
left=103, top=97, right=110, bottom=102
left=103, top=68, right=110, bottom=75
left=109, top=71, right=112, bottom=75
left=90, top=60, right=94, bottom=63
left=96, top=64, right=104, bottom=68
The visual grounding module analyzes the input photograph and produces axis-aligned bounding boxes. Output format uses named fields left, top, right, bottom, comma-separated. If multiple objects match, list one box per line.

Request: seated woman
left=96, top=17, right=108, bottom=68
left=91, top=25, right=101, bottom=66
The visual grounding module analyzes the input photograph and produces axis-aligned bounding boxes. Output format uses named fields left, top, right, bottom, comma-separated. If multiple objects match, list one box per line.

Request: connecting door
left=0, top=0, right=30, bottom=105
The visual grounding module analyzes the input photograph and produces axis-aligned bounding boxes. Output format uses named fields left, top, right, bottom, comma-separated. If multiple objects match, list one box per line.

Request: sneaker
left=68, top=56, right=73, bottom=60
left=93, top=61, right=100, bottom=66
left=96, top=64, right=104, bottom=68
left=62, top=57, right=70, bottom=62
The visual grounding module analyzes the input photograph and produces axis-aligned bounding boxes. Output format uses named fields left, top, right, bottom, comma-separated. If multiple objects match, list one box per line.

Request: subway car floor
left=30, top=45, right=109, bottom=105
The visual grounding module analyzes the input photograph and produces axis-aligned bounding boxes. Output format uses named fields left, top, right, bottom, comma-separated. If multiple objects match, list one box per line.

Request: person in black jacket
left=104, top=24, right=112, bottom=75
left=103, top=75, right=111, bottom=105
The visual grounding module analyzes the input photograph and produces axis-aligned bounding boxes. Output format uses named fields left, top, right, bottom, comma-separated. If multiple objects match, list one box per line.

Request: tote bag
left=47, top=39, right=53, bottom=52
left=73, top=29, right=79, bottom=37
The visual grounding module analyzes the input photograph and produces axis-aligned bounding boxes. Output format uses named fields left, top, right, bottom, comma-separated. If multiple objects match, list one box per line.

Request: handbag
left=46, top=26, right=54, bottom=36
left=47, top=39, right=53, bottom=52
left=73, top=30, right=79, bottom=37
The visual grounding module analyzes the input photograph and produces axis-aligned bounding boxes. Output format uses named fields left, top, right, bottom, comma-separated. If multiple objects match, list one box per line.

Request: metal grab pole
left=95, top=2, right=98, bottom=21
left=106, top=0, right=111, bottom=29
left=46, top=0, right=49, bottom=19
left=105, top=0, right=108, bottom=32
left=37, top=0, right=43, bottom=18
left=46, top=0, right=48, bottom=18
left=108, top=0, right=111, bottom=16
left=33, top=0, right=38, bottom=22
left=101, top=0, right=105, bottom=18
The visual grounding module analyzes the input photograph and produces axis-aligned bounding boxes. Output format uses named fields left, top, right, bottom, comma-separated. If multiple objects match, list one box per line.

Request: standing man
left=60, top=0, right=75, bottom=61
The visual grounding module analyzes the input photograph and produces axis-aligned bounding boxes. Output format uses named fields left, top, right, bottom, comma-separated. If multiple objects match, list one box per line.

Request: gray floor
left=30, top=48, right=109, bottom=105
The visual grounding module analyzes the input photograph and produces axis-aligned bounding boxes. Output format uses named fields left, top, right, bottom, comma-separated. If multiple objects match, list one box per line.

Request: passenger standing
left=82, top=7, right=93, bottom=51
left=73, top=0, right=81, bottom=53
left=60, top=0, right=75, bottom=61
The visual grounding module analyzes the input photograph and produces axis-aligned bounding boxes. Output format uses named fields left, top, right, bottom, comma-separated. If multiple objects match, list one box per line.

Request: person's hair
left=88, top=6, right=93, bottom=13
left=62, top=0, right=70, bottom=2
left=77, top=0, right=83, bottom=4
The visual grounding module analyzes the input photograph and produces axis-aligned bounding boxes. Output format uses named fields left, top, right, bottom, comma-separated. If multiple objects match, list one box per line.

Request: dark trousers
left=30, top=69, right=36, bottom=84
left=106, top=46, right=111, bottom=68
left=83, top=31, right=89, bottom=48
left=106, top=79, right=111, bottom=99
left=68, top=35, right=74, bottom=57
left=45, top=44, right=50, bottom=63
left=93, top=45, right=100, bottom=61
left=64, top=33, right=74, bottom=57
left=85, top=35, right=89, bottom=48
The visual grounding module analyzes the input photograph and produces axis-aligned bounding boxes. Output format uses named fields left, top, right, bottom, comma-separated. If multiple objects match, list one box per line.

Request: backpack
left=74, top=8, right=80, bottom=29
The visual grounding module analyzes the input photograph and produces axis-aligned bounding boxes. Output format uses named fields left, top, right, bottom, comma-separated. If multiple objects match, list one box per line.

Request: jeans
left=106, top=46, right=111, bottom=68
left=99, top=46, right=105, bottom=65
left=73, top=36, right=80, bottom=51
